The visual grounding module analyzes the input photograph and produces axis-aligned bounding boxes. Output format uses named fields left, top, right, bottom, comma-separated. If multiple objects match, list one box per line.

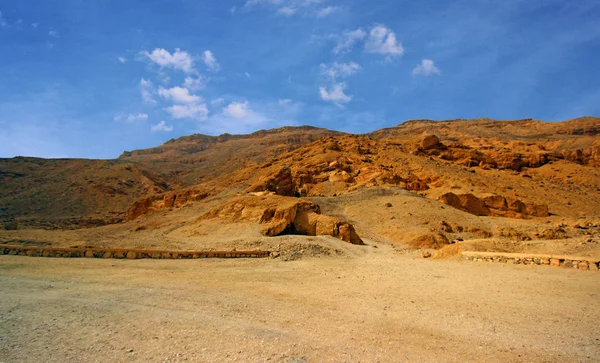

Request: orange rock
left=421, top=134, right=441, bottom=150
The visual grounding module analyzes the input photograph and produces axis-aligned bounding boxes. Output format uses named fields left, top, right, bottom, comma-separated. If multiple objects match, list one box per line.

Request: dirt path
left=0, top=245, right=598, bottom=362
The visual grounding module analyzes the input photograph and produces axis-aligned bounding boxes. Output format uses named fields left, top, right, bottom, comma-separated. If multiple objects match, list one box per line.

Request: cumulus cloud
left=157, top=86, right=201, bottom=104
left=319, top=82, right=351, bottom=106
left=151, top=121, right=173, bottom=132
left=114, top=112, right=148, bottom=122
left=223, top=101, right=251, bottom=119
left=332, top=28, right=366, bottom=55
left=164, top=103, right=208, bottom=120
left=412, top=59, right=441, bottom=76
left=118, top=56, right=126, bottom=63
left=48, top=29, right=59, bottom=38
left=183, top=76, right=204, bottom=91
left=202, top=50, right=220, bottom=72
left=319, top=62, right=359, bottom=106
left=365, top=25, right=404, bottom=57
left=320, top=62, right=360, bottom=79
left=316, top=6, right=340, bottom=17
left=142, top=48, right=195, bottom=73
left=139, top=78, right=156, bottom=104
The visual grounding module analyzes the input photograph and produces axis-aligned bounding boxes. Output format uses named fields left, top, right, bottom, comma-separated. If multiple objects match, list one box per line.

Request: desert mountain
left=1, top=117, right=599, bottom=258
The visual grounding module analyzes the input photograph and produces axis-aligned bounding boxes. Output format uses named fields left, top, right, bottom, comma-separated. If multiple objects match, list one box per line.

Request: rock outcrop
left=438, top=192, right=549, bottom=218
left=127, top=187, right=213, bottom=220
left=198, top=195, right=364, bottom=245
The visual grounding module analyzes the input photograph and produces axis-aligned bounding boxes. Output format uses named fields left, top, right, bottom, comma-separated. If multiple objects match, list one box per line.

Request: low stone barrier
left=462, top=251, right=599, bottom=271
left=0, top=244, right=270, bottom=259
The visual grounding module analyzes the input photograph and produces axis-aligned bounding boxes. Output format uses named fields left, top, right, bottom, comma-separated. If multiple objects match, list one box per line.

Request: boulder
left=421, top=134, right=441, bottom=150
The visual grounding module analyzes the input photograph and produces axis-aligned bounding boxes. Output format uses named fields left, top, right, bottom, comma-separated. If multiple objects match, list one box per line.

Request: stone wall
left=0, top=244, right=269, bottom=259
left=462, top=251, right=599, bottom=271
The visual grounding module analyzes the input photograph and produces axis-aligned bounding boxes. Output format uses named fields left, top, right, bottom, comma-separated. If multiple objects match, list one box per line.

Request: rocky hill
left=1, top=117, right=599, bottom=257
left=118, top=126, right=344, bottom=187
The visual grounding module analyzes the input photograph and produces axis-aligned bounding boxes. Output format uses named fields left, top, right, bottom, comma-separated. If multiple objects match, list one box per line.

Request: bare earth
left=1, top=239, right=598, bottom=362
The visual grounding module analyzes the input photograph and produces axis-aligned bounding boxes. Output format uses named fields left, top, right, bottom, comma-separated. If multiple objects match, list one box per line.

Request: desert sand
left=1, top=240, right=598, bottom=362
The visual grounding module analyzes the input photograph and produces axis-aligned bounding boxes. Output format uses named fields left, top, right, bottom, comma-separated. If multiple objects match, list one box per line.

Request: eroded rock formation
left=198, top=195, right=364, bottom=244
left=438, top=192, right=549, bottom=218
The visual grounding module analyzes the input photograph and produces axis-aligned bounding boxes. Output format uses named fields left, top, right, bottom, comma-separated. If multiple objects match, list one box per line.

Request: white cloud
left=164, top=103, right=208, bottom=120
left=139, top=78, right=156, bottom=105
left=151, top=121, right=173, bottom=132
left=365, top=25, right=404, bottom=57
left=211, top=98, right=225, bottom=106
left=202, top=50, right=220, bottom=72
left=48, top=29, right=59, bottom=38
left=316, top=6, right=339, bottom=17
left=278, top=98, right=292, bottom=106
left=319, top=82, right=351, bottom=105
left=31, top=22, right=39, bottom=29
left=142, top=48, right=195, bottom=73
left=118, top=56, right=126, bottom=63
left=320, top=62, right=360, bottom=79
left=333, top=28, right=366, bottom=55
left=184, top=76, right=204, bottom=91
left=245, top=0, right=334, bottom=17
left=412, top=59, right=441, bottom=76
left=244, top=72, right=252, bottom=79
left=114, top=112, right=148, bottom=122
left=157, top=86, right=201, bottom=104
left=277, top=6, right=297, bottom=16
left=223, top=101, right=251, bottom=119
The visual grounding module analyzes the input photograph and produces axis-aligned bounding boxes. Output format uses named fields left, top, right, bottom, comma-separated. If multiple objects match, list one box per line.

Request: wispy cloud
left=164, top=103, right=208, bottom=120
left=320, top=62, right=360, bottom=79
left=114, top=112, right=148, bottom=122
left=151, top=121, right=173, bottom=132
left=316, top=6, right=340, bottom=18
left=245, top=0, right=337, bottom=18
left=139, top=78, right=156, bottom=105
left=118, top=56, right=126, bottom=63
left=202, top=50, right=220, bottom=72
left=48, top=29, right=59, bottom=38
left=332, top=28, right=366, bottom=55
left=183, top=76, right=204, bottom=91
left=157, top=86, right=202, bottom=104
left=412, top=59, right=441, bottom=76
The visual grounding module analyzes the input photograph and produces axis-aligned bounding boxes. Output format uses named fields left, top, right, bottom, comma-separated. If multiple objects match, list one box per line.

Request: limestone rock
left=199, top=195, right=364, bottom=245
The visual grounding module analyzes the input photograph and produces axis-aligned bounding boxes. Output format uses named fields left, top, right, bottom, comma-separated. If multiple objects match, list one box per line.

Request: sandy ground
left=1, top=239, right=598, bottom=362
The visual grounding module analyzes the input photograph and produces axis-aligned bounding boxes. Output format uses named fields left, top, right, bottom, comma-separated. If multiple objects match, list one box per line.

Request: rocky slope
left=1, top=117, right=599, bottom=255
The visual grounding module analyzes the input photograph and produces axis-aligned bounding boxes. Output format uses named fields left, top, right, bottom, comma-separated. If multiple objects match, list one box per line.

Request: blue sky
left=1, top=0, right=599, bottom=158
